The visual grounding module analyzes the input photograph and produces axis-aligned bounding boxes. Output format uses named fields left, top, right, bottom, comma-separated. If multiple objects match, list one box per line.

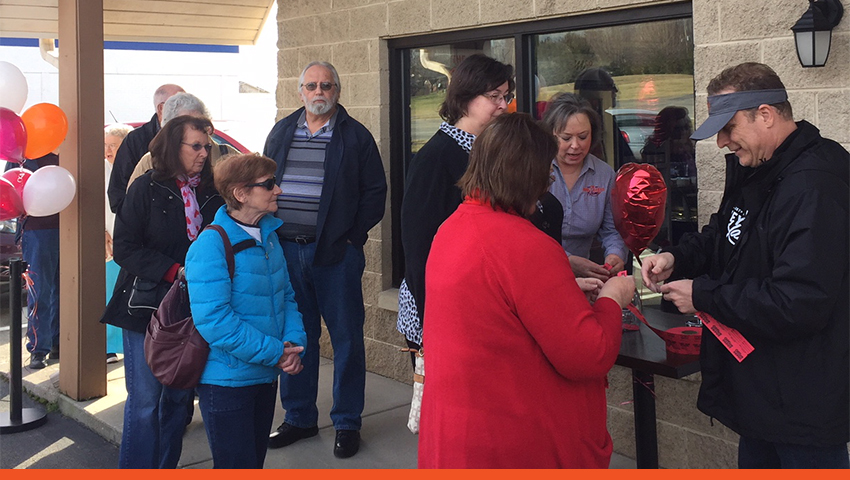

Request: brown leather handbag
left=144, top=225, right=236, bottom=390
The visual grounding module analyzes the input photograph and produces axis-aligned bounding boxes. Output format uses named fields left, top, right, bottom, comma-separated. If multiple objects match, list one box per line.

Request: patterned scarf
left=175, top=174, right=202, bottom=240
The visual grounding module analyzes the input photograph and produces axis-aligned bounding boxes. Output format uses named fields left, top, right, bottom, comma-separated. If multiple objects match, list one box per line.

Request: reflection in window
left=409, top=40, right=514, bottom=154
left=534, top=18, right=696, bottom=251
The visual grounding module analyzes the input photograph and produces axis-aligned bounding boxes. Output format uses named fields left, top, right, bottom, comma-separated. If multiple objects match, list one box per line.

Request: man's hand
left=660, top=279, right=695, bottom=314
left=277, top=341, right=305, bottom=375
left=641, top=252, right=675, bottom=293
left=569, top=255, right=612, bottom=282
left=576, top=277, right=604, bottom=303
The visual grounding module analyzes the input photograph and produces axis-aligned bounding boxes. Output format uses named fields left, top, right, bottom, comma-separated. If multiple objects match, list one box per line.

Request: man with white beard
left=263, top=61, right=387, bottom=459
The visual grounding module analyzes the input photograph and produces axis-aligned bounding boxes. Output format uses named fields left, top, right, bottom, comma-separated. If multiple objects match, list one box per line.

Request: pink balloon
left=0, top=177, right=24, bottom=221
left=0, top=107, right=27, bottom=163
left=1, top=167, right=32, bottom=200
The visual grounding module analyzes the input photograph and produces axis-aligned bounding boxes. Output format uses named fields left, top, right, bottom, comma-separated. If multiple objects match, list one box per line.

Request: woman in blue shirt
left=543, top=93, right=628, bottom=281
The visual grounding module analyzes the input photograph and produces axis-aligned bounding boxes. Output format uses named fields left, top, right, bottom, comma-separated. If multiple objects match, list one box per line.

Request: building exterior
left=271, top=0, right=849, bottom=468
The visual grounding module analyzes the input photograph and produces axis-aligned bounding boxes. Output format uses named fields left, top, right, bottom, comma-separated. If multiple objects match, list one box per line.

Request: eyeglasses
left=301, top=82, right=337, bottom=92
left=246, top=176, right=277, bottom=191
left=182, top=142, right=213, bottom=153
left=482, top=91, right=515, bottom=105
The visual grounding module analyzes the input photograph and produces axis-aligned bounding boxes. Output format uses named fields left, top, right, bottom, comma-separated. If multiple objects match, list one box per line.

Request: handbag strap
left=203, top=225, right=236, bottom=279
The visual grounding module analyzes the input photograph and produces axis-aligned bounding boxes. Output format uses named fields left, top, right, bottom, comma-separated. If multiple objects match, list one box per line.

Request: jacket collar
left=212, top=205, right=282, bottom=245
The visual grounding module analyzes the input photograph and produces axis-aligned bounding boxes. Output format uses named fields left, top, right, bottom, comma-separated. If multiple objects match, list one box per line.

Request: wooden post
left=57, top=0, right=107, bottom=400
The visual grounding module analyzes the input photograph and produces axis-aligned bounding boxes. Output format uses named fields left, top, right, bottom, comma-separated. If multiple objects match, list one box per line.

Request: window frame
left=387, top=2, right=694, bottom=287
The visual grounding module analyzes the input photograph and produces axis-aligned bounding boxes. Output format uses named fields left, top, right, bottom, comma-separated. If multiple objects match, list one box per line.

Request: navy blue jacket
left=263, top=105, right=386, bottom=266
left=669, top=121, right=849, bottom=445
left=107, top=113, right=159, bottom=213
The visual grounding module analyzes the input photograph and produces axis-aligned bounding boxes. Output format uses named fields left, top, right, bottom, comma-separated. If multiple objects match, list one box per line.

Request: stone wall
left=274, top=0, right=849, bottom=468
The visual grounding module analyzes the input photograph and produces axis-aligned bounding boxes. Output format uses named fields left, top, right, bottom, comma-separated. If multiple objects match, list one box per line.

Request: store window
left=409, top=41, right=515, bottom=155
left=388, top=4, right=694, bottom=288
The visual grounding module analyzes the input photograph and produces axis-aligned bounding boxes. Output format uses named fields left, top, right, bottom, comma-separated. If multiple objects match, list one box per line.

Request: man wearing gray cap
left=641, top=62, right=848, bottom=468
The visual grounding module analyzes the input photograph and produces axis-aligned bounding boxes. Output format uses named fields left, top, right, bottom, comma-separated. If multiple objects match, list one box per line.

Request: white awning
left=0, top=0, right=275, bottom=46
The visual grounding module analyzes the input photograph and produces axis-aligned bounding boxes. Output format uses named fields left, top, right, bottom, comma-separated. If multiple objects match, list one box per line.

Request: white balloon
left=22, top=165, right=77, bottom=217
left=0, top=61, right=28, bottom=114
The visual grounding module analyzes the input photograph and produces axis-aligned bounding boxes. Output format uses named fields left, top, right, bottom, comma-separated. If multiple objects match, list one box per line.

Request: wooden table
left=615, top=306, right=701, bottom=469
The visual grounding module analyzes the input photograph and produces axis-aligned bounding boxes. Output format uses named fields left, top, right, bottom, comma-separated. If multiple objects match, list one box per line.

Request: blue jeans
left=22, top=229, right=60, bottom=355
left=197, top=381, right=277, bottom=468
left=738, top=436, right=850, bottom=468
left=119, top=328, right=192, bottom=468
left=279, top=241, right=366, bottom=431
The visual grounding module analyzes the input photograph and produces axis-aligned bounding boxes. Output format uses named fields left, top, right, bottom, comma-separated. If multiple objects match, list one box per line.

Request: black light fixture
left=791, top=0, right=844, bottom=67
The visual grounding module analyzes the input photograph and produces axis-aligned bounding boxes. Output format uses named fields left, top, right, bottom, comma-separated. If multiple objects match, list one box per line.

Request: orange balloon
left=21, top=103, right=68, bottom=159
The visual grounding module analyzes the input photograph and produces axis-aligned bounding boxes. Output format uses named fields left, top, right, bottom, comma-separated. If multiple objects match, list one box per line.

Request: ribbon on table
left=625, top=304, right=702, bottom=356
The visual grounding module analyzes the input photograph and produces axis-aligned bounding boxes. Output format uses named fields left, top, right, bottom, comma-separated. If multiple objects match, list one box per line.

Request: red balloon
left=1, top=167, right=32, bottom=200
left=0, top=107, right=27, bottom=163
left=0, top=177, right=24, bottom=221
left=611, top=163, right=667, bottom=258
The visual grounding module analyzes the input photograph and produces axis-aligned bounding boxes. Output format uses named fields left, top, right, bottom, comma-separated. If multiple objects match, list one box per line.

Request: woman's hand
left=603, top=254, right=625, bottom=275
left=575, top=277, right=604, bottom=303
left=598, top=275, right=636, bottom=309
left=277, top=341, right=305, bottom=375
left=105, top=231, right=113, bottom=261
left=569, top=255, right=611, bottom=282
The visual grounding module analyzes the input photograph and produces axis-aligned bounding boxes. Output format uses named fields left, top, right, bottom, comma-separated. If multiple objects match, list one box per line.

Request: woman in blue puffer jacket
left=185, top=153, right=307, bottom=469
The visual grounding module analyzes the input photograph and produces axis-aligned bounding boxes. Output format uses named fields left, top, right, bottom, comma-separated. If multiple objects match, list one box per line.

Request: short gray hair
left=104, top=123, right=133, bottom=139
left=297, top=61, right=341, bottom=98
left=162, top=92, right=210, bottom=125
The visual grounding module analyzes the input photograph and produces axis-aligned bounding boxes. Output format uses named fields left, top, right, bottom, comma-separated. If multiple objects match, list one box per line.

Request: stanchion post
left=1, top=258, right=47, bottom=434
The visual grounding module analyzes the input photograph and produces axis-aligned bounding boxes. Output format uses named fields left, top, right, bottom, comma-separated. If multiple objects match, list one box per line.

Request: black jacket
left=263, top=105, right=387, bottom=266
left=100, top=171, right=223, bottom=333
left=400, top=130, right=469, bottom=322
left=668, top=121, right=849, bottom=445
left=107, top=113, right=159, bottom=213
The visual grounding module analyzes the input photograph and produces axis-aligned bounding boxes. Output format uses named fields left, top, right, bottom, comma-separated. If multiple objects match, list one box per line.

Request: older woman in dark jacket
left=101, top=115, right=224, bottom=468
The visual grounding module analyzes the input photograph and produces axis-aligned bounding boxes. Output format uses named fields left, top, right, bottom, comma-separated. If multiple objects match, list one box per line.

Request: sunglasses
left=301, top=82, right=336, bottom=92
left=246, top=176, right=277, bottom=191
left=182, top=142, right=213, bottom=153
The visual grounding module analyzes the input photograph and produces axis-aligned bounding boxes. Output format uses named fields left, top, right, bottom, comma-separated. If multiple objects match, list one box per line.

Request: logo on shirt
left=583, top=185, right=605, bottom=197
left=726, top=207, right=747, bottom=246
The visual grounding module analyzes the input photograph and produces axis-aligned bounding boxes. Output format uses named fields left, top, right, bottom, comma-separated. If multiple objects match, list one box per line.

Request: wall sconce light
left=791, top=0, right=844, bottom=67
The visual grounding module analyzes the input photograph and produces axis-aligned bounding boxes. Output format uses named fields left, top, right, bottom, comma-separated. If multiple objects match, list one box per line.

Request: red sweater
left=418, top=201, right=623, bottom=469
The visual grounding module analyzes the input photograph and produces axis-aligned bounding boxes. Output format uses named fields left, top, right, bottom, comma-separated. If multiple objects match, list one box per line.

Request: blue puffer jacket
left=185, top=206, right=306, bottom=387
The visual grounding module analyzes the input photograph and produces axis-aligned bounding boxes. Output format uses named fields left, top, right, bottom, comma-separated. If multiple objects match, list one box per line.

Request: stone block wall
left=692, top=0, right=850, bottom=218
left=275, top=0, right=849, bottom=468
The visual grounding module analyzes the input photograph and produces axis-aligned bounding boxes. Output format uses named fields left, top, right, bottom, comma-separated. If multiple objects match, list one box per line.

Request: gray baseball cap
left=691, top=89, right=788, bottom=140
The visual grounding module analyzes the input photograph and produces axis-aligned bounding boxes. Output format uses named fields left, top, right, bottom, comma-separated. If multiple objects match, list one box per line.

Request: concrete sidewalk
left=1, top=322, right=635, bottom=469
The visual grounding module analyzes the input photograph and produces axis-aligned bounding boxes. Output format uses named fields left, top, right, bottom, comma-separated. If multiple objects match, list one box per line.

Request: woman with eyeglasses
left=418, top=113, right=635, bottom=468
left=542, top=92, right=629, bottom=281
left=101, top=115, right=225, bottom=468
left=184, top=153, right=306, bottom=468
left=398, top=53, right=515, bottom=366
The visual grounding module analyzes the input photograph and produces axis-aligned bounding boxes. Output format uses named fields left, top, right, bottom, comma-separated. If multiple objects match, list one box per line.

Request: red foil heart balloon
left=611, top=163, right=667, bottom=258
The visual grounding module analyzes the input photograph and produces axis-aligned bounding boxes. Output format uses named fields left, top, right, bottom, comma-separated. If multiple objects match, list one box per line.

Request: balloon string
left=22, top=269, right=38, bottom=350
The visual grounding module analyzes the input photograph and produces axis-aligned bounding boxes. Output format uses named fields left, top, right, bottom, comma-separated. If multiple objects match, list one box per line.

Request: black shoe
left=29, top=353, right=47, bottom=370
left=268, top=422, right=318, bottom=449
left=106, top=353, right=120, bottom=364
left=48, top=345, right=59, bottom=361
left=333, top=430, right=360, bottom=459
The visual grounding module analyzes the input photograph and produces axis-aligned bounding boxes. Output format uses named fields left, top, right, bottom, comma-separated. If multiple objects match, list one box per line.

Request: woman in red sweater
left=418, top=113, right=635, bottom=469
